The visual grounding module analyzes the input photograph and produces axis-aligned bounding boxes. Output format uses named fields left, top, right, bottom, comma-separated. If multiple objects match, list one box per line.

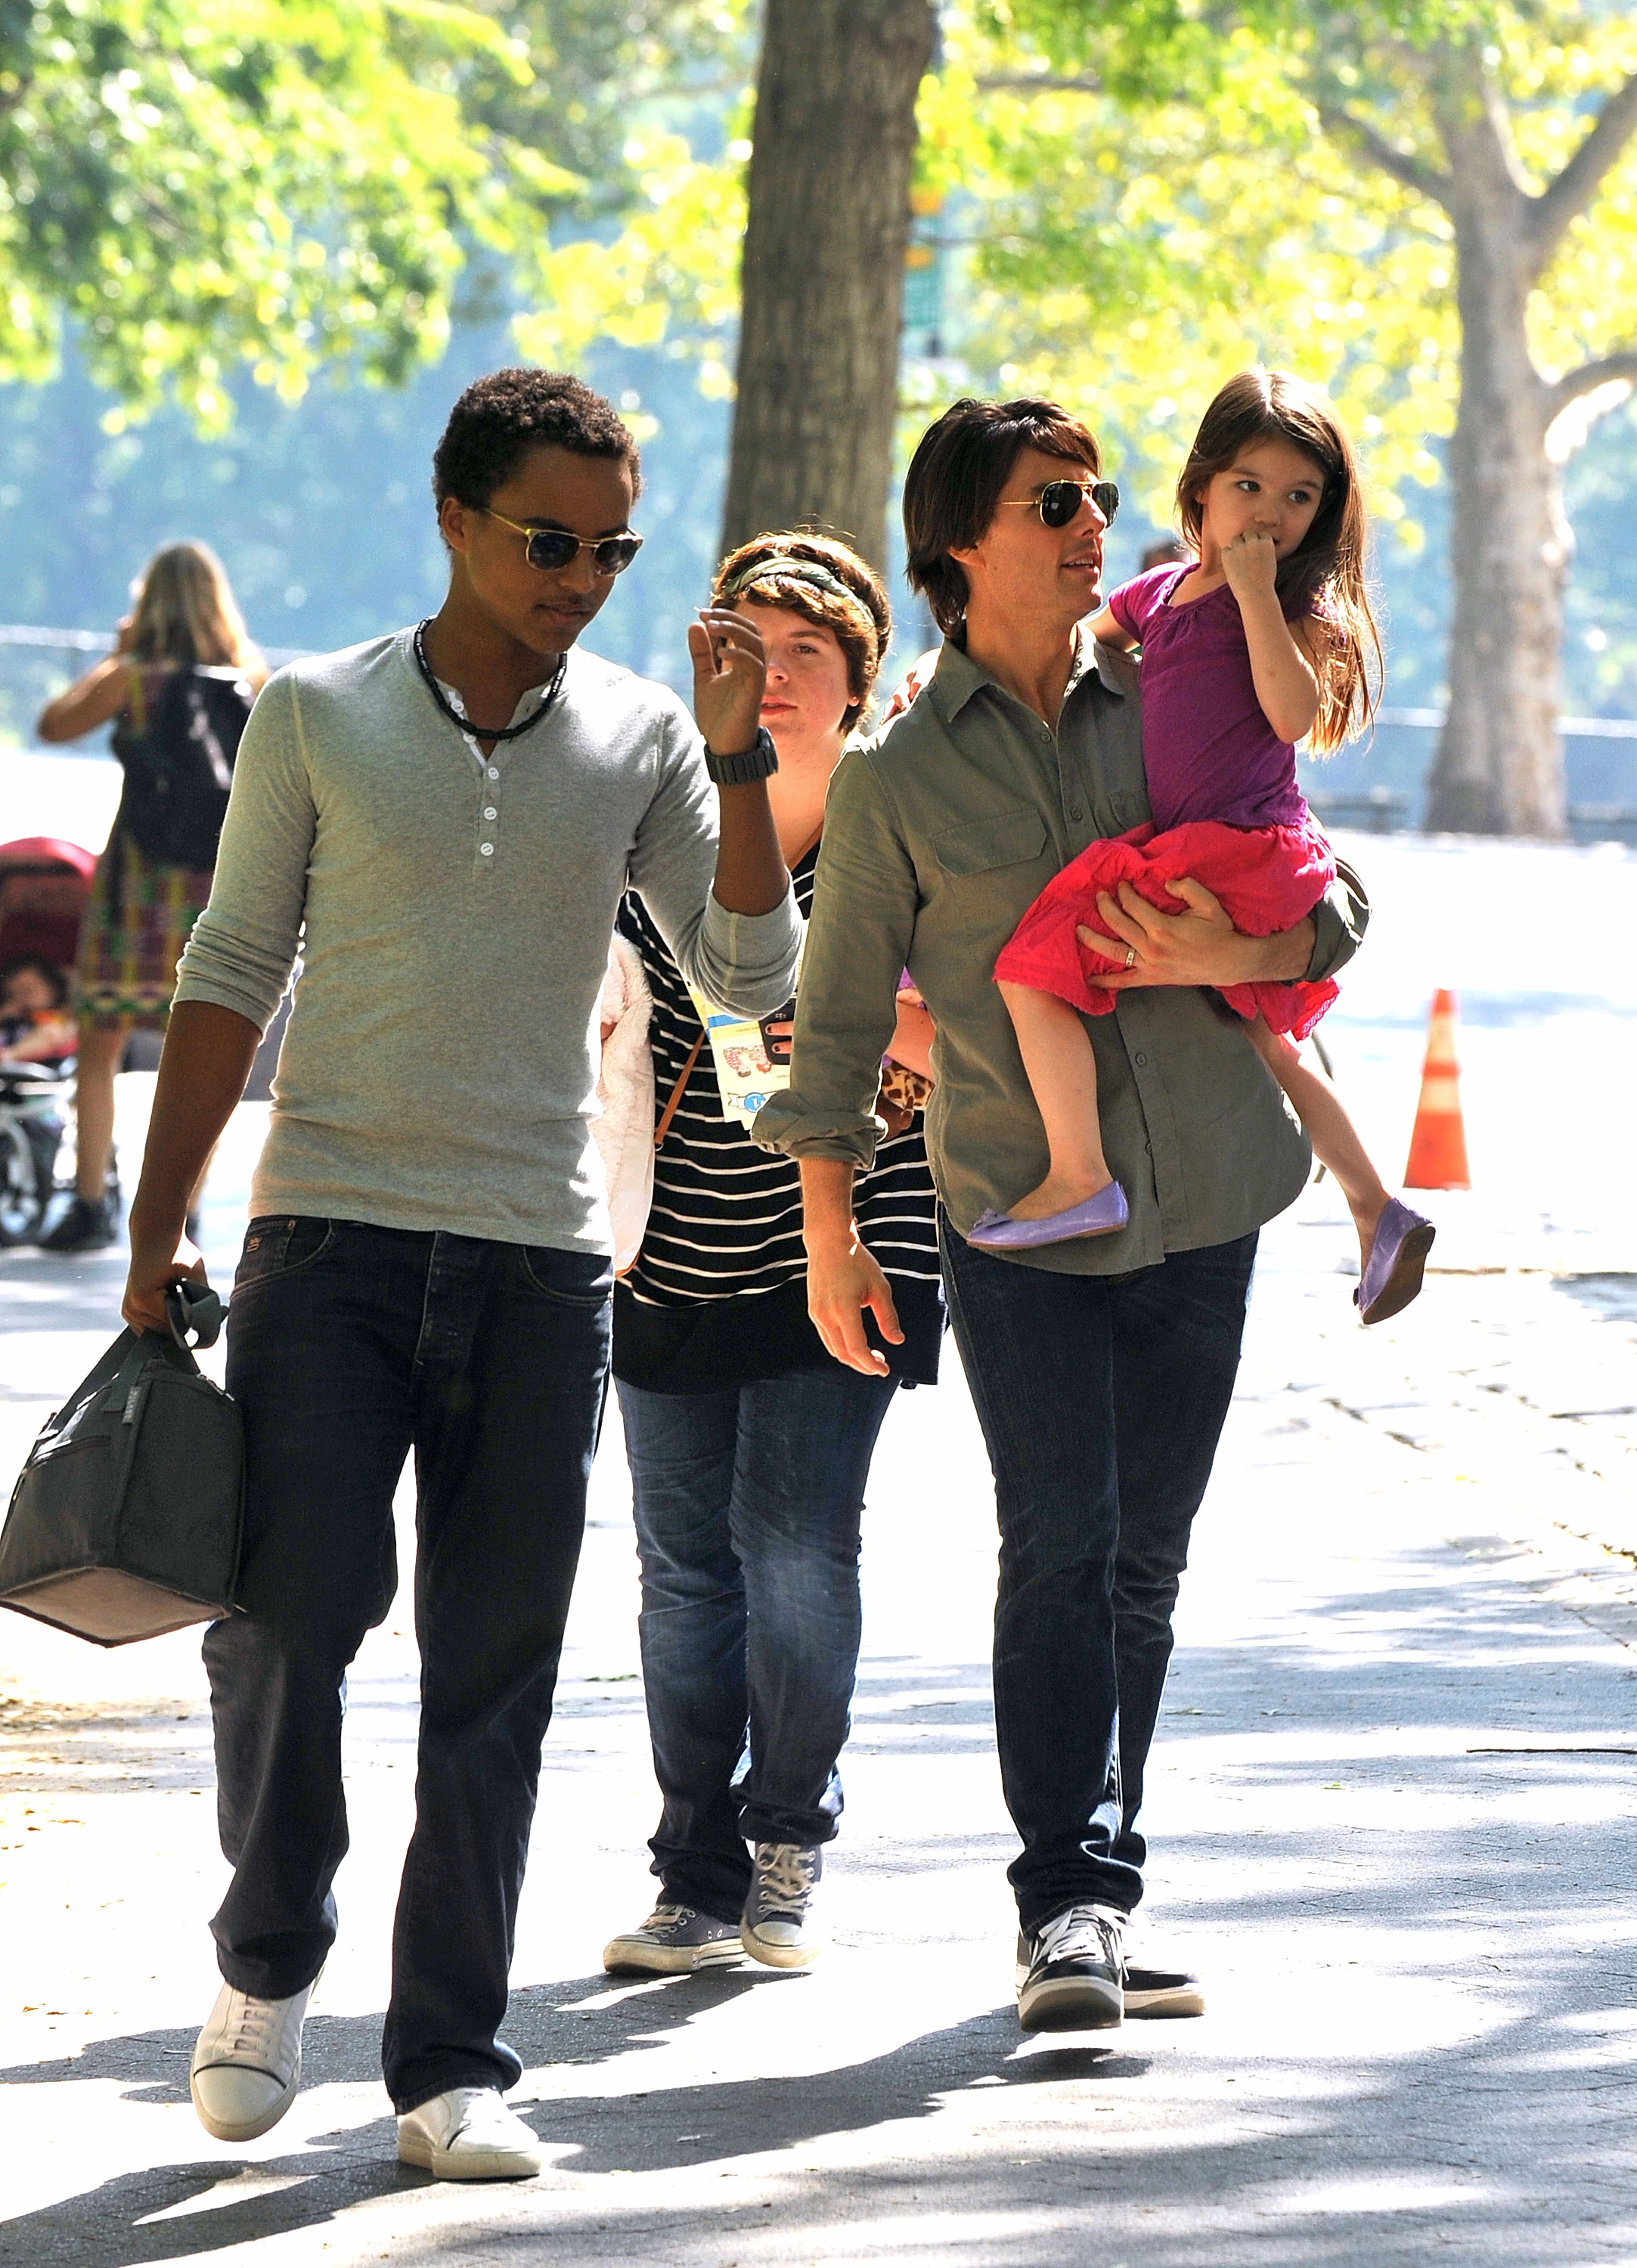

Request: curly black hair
left=432, top=367, right=643, bottom=511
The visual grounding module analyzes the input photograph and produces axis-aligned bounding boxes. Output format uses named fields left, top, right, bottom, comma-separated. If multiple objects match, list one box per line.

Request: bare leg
left=1247, top=1018, right=1391, bottom=1269
left=71, top=1022, right=126, bottom=1201
left=997, top=981, right=1115, bottom=1219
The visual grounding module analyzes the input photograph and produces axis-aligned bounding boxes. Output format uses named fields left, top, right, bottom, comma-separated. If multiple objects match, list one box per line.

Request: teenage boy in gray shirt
left=121, top=369, right=801, bottom=2180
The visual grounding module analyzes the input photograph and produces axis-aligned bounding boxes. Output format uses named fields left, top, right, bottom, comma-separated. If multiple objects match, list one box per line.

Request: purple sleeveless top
left=1107, top=565, right=1312, bottom=835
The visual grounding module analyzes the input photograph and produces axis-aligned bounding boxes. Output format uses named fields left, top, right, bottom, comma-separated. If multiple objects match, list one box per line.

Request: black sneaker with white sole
left=602, top=1901, right=743, bottom=1975
left=1123, top=1963, right=1205, bottom=2018
left=1015, top=1903, right=1126, bottom=2032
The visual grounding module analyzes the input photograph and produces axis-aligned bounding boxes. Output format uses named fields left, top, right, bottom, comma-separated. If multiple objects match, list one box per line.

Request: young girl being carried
left=971, top=367, right=1434, bottom=1325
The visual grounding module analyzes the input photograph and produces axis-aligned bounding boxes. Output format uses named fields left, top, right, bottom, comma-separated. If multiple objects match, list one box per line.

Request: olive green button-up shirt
left=754, top=633, right=1369, bottom=1276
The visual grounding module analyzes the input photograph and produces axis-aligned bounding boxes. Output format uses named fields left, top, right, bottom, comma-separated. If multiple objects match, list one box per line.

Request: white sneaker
left=740, top=1841, right=823, bottom=1969
left=191, top=1978, right=316, bottom=2141
left=397, top=2086, right=543, bottom=2180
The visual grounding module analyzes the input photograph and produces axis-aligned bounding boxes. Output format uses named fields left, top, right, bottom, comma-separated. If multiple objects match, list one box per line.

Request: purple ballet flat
left=968, top=1182, right=1130, bottom=1251
left=1355, top=1197, right=1436, bottom=1325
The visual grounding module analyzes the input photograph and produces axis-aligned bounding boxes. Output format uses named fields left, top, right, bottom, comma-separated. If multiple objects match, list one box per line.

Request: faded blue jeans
left=615, top=1365, right=900, bottom=1922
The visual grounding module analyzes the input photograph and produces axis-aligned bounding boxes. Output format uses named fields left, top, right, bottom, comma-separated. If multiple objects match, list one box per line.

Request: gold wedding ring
left=1124, top=946, right=1137, bottom=970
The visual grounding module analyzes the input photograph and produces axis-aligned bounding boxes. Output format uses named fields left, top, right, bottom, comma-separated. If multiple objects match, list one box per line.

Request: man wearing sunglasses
left=759, top=395, right=1369, bottom=2034
left=119, top=367, right=799, bottom=2177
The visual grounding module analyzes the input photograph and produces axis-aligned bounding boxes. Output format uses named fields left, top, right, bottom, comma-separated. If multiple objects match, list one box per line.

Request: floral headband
left=717, top=556, right=882, bottom=652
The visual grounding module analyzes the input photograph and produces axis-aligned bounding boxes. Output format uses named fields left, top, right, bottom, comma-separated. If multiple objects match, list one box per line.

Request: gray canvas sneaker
left=603, top=1901, right=743, bottom=1975
left=740, top=1842, right=823, bottom=1969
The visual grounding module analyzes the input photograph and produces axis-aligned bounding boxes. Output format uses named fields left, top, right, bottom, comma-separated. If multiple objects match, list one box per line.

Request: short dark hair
left=712, top=534, right=892, bottom=732
left=904, top=397, right=1102, bottom=634
left=432, top=367, right=643, bottom=512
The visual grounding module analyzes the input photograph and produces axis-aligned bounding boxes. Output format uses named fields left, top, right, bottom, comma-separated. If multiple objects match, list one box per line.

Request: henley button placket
left=476, top=766, right=498, bottom=871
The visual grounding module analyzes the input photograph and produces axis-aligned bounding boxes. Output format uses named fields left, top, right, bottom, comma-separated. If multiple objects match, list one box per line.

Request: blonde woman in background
left=35, top=542, right=266, bottom=1252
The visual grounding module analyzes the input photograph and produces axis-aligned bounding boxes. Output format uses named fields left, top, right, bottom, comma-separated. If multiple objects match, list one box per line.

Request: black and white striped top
left=612, top=844, right=943, bottom=1393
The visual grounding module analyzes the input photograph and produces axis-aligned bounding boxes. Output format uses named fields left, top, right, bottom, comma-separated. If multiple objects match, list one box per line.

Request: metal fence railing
left=0, top=624, right=308, bottom=664
left=1306, top=707, right=1637, bottom=839
left=0, top=625, right=310, bottom=759
left=3, top=624, right=1633, bottom=838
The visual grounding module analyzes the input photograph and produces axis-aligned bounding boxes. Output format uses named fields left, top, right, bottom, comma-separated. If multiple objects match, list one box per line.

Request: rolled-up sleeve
left=753, top=745, right=913, bottom=1169
left=172, top=671, right=313, bottom=1032
left=1305, top=856, right=1371, bottom=985
left=628, top=704, right=801, bottom=1018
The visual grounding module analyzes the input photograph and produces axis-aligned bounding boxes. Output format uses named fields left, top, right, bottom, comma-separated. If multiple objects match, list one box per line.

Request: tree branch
left=1315, top=101, right=1452, bottom=207
left=1529, top=69, right=1637, bottom=268
left=1545, top=350, right=1637, bottom=422
left=975, top=71, right=1101, bottom=95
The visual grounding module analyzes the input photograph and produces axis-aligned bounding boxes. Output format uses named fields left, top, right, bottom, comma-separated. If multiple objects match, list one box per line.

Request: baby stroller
left=0, top=836, right=97, bottom=1244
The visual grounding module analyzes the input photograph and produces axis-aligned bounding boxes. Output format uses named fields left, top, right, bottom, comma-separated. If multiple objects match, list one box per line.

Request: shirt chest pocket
left=931, top=807, right=1049, bottom=880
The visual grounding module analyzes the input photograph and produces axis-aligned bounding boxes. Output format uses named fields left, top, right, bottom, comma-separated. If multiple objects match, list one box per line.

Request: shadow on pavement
left=0, top=1999, right=1136, bottom=2265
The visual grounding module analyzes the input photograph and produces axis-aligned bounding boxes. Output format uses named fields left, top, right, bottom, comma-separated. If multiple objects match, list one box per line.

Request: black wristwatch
left=703, top=727, right=780, bottom=785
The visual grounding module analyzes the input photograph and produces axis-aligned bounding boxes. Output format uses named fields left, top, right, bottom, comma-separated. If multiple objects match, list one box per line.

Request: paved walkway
left=2, top=1153, right=1635, bottom=2265
left=2, top=828, right=1635, bottom=2264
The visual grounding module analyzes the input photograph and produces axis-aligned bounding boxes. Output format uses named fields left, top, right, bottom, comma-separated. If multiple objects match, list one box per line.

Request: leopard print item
left=876, top=1055, right=934, bottom=1137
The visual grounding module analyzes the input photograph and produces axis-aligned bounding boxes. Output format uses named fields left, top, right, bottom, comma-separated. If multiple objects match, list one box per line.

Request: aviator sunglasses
left=998, top=478, right=1121, bottom=530
left=485, top=509, right=644, bottom=575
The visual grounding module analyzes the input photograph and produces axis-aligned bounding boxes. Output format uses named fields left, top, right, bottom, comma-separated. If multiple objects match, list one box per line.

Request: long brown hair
left=126, top=542, right=264, bottom=677
left=1175, top=370, right=1381, bottom=753
left=712, top=534, right=891, bottom=733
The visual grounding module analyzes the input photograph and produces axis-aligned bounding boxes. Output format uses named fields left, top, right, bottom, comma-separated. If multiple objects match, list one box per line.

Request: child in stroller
left=0, top=838, right=97, bottom=1245
left=1, top=955, right=76, bottom=1065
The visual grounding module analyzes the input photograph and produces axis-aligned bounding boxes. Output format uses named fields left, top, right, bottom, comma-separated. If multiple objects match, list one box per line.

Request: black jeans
left=207, top=1216, right=612, bottom=2113
left=616, top=1365, right=900, bottom=1921
left=940, top=1221, right=1257, bottom=1932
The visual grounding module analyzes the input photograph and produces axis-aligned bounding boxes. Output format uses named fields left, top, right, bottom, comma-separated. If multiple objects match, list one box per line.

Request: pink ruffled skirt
left=993, top=816, right=1338, bottom=1040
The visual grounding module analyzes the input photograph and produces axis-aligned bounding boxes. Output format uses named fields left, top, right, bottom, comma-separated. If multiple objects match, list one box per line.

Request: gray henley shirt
left=173, top=628, right=802, bottom=1253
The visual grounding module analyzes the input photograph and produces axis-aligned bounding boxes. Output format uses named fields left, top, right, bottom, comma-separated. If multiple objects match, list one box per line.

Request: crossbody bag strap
left=653, top=1030, right=705, bottom=1150
left=647, top=831, right=810, bottom=1155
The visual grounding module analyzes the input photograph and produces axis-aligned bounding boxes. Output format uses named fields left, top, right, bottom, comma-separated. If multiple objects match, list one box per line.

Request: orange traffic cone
left=1403, top=988, right=1471, bottom=1190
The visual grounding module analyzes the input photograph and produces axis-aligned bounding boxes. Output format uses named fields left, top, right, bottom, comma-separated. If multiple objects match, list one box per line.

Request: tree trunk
left=721, top=0, right=935, bottom=569
left=1425, top=71, right=1568, bottom=835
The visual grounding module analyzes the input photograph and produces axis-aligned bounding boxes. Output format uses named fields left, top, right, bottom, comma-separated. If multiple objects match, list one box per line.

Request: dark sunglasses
left=998, top=479, right=1121, bottom=531
left=486, top=509, right=644, bottom=576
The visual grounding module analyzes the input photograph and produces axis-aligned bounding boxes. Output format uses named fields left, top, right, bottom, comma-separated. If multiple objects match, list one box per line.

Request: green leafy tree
left=530, top=0, right=1637, bottom=832
left=0, top=0, right=742, bottom=429
left=0, top=0, right=531, bottom=425
left=970, top=0, right=1637, bottom=832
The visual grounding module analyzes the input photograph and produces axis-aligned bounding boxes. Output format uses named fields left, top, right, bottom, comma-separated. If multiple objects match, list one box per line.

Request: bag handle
left=653, top=1032, right=705, bottom=1151
left=165, top=1281, right=225, bottom=1352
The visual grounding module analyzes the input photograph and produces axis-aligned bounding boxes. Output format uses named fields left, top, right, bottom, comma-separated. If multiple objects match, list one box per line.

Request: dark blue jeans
left=941, top=1222, right=1257, bottom=1932
left=615, top=1364, right=900, bottom=1922
left=209, top=1216, right=611, bottom=2113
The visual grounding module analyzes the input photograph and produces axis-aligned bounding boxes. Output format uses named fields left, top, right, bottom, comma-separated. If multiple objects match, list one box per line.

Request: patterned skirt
left=76, top=826, right=214, bottom=1032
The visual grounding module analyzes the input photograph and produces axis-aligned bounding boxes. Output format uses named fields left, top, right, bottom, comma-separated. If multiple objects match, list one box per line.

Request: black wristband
left=704, top=727, right=780, bottom=785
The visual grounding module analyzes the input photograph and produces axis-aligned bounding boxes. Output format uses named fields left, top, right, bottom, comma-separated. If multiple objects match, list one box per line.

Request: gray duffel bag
left=0, top=1282, right=243, bottom=1645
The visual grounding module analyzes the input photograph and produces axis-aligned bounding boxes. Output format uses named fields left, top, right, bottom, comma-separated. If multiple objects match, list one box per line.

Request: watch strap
left=704, top=727, right=780, bottom=785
